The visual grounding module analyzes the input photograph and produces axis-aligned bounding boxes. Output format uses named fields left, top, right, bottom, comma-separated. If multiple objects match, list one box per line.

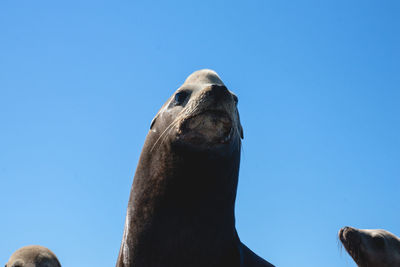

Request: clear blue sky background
left=1, top=1, right=399, bottom=266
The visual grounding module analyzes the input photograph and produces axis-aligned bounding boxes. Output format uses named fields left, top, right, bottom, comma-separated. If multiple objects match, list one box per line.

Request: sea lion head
left=148, top=69, right=243, bottom=155
left=339, top=226, right=400, bottom=267
left=5, top=245, right=61, bottom=267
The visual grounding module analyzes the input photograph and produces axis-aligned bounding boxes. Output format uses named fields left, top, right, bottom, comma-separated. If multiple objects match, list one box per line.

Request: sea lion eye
left=174, top=91, right=189, bottom=106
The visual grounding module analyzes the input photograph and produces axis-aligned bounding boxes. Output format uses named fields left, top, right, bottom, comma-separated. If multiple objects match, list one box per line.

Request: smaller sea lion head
left=5, top=245, right=61, bottom=267
left=339, top=226, right=400, bottom=267
left=149, top=69, right=243, bottom=154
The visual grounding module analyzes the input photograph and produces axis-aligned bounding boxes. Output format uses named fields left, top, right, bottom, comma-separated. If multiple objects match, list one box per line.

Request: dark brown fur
left=116, top=70, right=274, bottom=267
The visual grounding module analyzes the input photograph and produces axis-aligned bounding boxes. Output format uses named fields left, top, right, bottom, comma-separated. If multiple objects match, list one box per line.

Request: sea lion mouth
left=178, top=110, right=233, bottom=146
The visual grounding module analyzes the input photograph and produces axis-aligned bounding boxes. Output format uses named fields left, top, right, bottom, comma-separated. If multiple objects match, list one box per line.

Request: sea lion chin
left=116, top=69, right=273, bottom=267
left=177, top=109, right=233, bottom=146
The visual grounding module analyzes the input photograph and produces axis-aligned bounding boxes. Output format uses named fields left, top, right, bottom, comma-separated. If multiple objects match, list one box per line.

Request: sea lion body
left=339, top=226, right=400, bottom=267
left=117, top=69, right=273, bottom=267
left=6, top=245, right=61, bottom=267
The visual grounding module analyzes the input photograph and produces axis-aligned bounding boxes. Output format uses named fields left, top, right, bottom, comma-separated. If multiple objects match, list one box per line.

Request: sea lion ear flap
left=150, top=114, right=158, bottom=129
left=236, top=110, right=244, bottom=139
left=239, top=123, right=244, bottom=139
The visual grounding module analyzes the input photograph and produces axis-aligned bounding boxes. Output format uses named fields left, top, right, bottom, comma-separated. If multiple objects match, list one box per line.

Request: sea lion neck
left=118, top=137, right=241, bottom=267
left=133, top=135, right=240, bottom=220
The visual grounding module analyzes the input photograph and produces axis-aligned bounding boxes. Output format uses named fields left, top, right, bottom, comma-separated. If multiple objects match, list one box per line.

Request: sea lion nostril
left=209, top=84, right=229, bottom=99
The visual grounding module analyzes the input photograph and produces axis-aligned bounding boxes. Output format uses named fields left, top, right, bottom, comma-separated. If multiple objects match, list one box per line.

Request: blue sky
left=1, top=1, right=399, bottom=266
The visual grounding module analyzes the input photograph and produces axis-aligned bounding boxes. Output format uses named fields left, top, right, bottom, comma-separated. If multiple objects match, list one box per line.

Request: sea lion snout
left=197, top=83, right=236, bottom=112
left=340, top=226, right=361, bottom=245
left=172, top=73, right=241, bottom=147
left=177, top=83, right=239, bottom=147
left=206, top=84, right=230, bottom=101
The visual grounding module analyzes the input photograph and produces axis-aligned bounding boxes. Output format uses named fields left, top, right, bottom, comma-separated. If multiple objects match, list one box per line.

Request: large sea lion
left=5, top=245, right=61, bottom=267
left=116, top=69, right=274, bottom=267
left=339, top=226, right=400, bottom=267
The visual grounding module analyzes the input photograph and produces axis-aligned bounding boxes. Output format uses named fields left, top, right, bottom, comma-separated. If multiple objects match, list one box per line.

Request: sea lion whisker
left=155, top=107, right=203, bottom=149
left=150, top=118, right=181, bottom=152
left=157, top=119, right=182, bottom=148
left=150, top=101, right=209, bottom=152
left=152, top=106, right=206, bottom=152
left=337, top=236, right=343, bottom=255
